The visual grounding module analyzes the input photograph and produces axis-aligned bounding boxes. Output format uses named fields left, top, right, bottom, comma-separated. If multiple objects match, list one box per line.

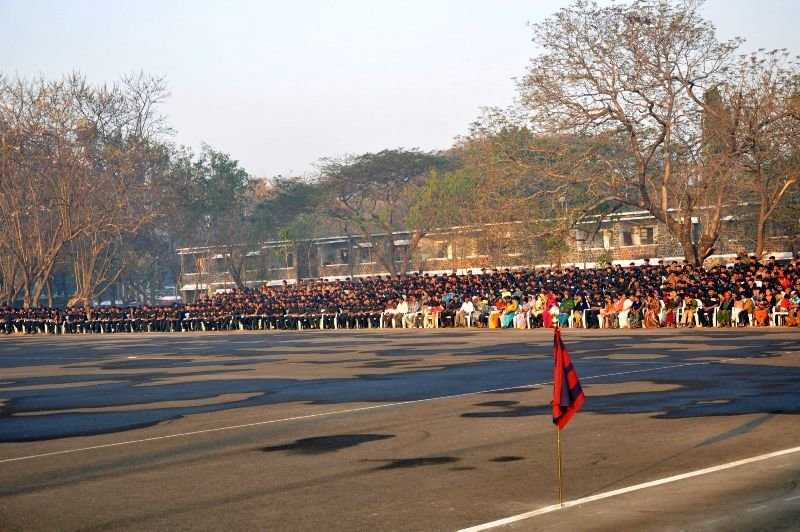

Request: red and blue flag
left=552, top=327, right=585, bottom=429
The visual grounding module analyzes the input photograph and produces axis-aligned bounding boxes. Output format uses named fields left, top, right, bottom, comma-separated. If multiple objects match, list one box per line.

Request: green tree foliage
left=249, top=176, right=324, bottom=240
left=152, top=145, right=254, bottom=289
left=406, top=169, right=479, bottom=231
left=456, top=114, right=600, bottom=263
left=319, top=148, right=453, bottom=276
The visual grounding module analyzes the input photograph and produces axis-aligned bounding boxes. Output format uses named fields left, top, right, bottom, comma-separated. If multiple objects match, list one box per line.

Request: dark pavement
left=0, top=328, right=798, bottom=530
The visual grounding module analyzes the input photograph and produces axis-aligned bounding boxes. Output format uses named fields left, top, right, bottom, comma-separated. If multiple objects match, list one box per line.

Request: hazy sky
left=2, top=0, right=798, bottom=178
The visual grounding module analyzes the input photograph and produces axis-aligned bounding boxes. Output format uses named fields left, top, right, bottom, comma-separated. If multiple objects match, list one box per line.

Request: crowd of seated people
left=2, top=255, right=799, bottom=335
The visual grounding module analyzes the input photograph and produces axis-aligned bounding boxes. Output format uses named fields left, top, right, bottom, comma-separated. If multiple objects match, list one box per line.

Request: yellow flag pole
left=556, top=426, right=564, bottom=507
left=554, top=324, right=564, bottom=507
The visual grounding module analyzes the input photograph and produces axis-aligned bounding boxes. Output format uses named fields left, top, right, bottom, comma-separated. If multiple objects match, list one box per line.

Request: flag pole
left=556, top=426, right=563, bottom=507
left=552, top=324, right=584, bottom=509
left=554, top=324, right=564, bottom=507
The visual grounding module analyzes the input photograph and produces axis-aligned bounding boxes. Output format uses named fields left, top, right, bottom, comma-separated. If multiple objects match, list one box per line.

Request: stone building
left=175, top=208, right=796, bottom=298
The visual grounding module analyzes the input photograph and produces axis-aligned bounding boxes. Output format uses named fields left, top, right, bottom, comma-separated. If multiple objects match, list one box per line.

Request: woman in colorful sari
left=663, top=290, right=679, bottom=328
left=598, top=294, right=613, bottom=328
left=489, top=295, right=506, bottom=329
left=543, top=292, right=557, bottom=328
left=753, top=291, right=770, bottom=326
left=531, top=292, right=547, bottom=328
left=643, top=293, right=662, bottom=328
left=610, top=293, right=625, bottom=328
left=557, top=291, right=575, bottom=327
left=514, top=295, right=533, bottom=329
left=501, top=296, right=518, bottom=328
left=717, top=290, right=734, bottom=327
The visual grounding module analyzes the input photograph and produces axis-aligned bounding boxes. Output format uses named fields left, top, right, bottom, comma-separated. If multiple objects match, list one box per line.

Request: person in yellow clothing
left=679, top=293, right=698, bottom=327
left=501, top=295, right=518, bottom=328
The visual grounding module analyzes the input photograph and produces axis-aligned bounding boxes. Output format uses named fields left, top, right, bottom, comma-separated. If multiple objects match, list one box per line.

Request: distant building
left=175, top=208, right=797, bottom=298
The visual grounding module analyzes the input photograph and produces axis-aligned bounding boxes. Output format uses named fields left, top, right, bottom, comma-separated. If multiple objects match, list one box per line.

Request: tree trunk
left=227, top=256, right=246, bottom=289
left=46, top=279, right=53, bottom=307
left=373, top=239, right=399, bottom=278
left=20, top=271, right=34, bottom=308
left=31, top=249, right=61, bottom=308
left=397, top=231, right=425, bottom=277
left=755, top=210, right=768, bottom=260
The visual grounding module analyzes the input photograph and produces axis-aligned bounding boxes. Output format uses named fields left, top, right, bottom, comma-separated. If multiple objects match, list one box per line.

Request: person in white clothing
left=393, top=298, right=409, bottom=328
left=454, top=298, right=475, bottom=327
left=618, top=293, right=633, bottom=328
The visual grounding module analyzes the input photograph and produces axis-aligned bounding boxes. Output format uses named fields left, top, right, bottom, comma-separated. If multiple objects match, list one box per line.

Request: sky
left=2, top=0, right=799, bottom=179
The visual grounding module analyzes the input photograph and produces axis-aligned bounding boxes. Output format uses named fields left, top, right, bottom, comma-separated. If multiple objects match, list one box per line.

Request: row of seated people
left=3, top=293, right=797, bottom=334
left=0, top=307, right=386, bottom=335
left=379, top=287, right=800, bottom=330
left=3, top=257, right=799, bottom=334
left=4, top=287, right=798, bottom=335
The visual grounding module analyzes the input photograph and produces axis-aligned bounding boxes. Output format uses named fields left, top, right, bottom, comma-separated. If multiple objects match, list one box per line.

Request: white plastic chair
left=423, top=311, right=439, bottom=328
left=772, top=306, right=789, bottom=326
left=403, top=311, right=422, bottom=328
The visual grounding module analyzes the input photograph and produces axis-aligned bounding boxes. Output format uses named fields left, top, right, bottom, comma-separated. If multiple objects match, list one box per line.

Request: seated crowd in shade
left=2, top=255, right=799, bottom=335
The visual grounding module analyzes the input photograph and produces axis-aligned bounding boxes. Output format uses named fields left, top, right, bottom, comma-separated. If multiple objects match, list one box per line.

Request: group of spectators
left=2, top=255, right=799, bottom=335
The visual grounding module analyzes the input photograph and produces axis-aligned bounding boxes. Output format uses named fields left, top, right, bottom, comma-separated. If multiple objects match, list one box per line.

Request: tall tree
left=319, top=149, right=452, bottom=277
left=456, top=115, right=594, bottom=264
left=153, top=146, right=254, bottom=292
left=0, top=75, right=86, bottom=306
left=67, top=74, right=170, bottom=306
left=201, top=148, right=254, bottom=288
left=249, top=176, right=326, bottom=278
left=519, top=0, right=742, bottom=265
left=724, top=50, right=800, bottom=258
left=0, top=72, right=169, bottom=307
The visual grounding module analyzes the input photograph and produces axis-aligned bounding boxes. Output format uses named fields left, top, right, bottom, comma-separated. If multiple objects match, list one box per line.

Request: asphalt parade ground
left=1, top=328, right=799, bottom=531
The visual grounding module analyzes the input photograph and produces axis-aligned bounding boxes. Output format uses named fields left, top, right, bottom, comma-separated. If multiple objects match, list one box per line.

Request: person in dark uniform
left=586, top=292, right=603, bottom=328
left=698, top=288, right=720, bottom=327
left=1, top=307, right=12, bottom=334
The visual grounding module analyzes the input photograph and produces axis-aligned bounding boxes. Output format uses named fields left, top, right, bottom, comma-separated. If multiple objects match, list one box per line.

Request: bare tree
left=0, top=73, right=169, bottom=307
left=724, top=50, right=800, bottom=258
left=519, top=0, right=743, bottom=264
left=0, top=75, right=95, bottom=306
left=68, top=76, right=169, bottom=306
